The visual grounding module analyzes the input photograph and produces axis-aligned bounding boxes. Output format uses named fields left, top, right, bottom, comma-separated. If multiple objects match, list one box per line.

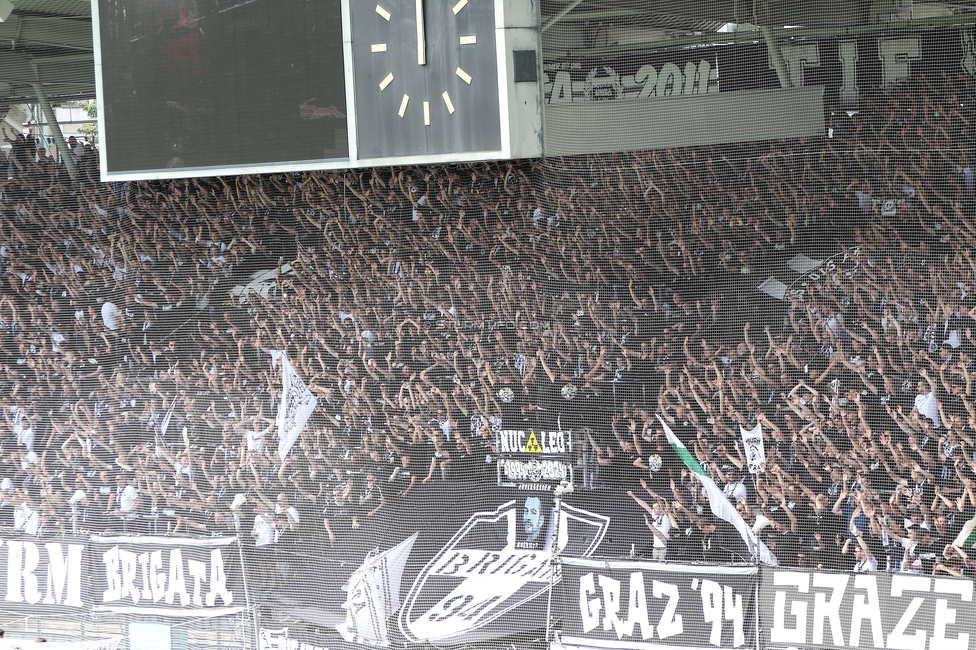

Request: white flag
left=338, top=533, right=419, bottom=647
left=101, top=301, right=121, bottom=330
left=271, top=350, right=317, bottom=460
left=160, top=403, right=175, bottom=437
left=739, top=423, right=766, bottom=474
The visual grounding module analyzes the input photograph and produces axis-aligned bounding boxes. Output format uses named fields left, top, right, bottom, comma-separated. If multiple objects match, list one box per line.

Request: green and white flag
left=658, top=415, right=778, bottom=566
left=953, top=517, right=976, bottom=548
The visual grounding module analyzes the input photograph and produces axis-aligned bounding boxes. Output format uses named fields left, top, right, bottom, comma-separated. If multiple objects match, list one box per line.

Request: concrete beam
left=0, top=15, right=93, bottom=51
left=544, top=85, right=824, bottom=156
left=0, top=51, right=94, bottom=85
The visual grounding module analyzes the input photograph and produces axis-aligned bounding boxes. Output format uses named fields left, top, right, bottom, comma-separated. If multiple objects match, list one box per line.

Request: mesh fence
left=6, top=11, right=976, bottom=650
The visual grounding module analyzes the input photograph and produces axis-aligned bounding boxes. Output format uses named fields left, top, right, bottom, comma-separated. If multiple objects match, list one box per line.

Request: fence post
left=754, top=568, right=762, bottom=650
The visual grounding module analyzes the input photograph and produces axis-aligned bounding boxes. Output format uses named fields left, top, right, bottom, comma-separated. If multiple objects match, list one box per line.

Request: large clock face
left=351, top=0, right=502, bottom=158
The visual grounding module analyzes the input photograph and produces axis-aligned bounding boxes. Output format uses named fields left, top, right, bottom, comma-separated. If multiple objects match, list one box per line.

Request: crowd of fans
left=2, top=70, right=976, bottom=575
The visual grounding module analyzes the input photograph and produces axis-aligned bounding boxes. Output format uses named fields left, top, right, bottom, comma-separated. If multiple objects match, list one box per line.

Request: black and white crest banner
left=740, top=424, right=766, bottom=474
left=397, top=499, right=610, bottom=644
left=271, top=349, right=317, bottom=460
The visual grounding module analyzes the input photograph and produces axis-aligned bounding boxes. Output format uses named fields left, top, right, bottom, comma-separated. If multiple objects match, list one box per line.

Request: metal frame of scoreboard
left=91, top=0, right=543, bottom=181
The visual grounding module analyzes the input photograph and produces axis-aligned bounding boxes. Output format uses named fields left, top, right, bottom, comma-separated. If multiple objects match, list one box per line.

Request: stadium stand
left=6, top=67, right=976, bottom=647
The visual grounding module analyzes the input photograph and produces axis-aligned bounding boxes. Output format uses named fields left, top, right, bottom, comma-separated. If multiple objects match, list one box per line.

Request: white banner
left=260, top=627, right=328, bottom=650
left=758, top=248, right=860, bottom=301
left=740, top=424, right=766, bottom=474
left=338, top=533, right=419, bottom=647
left=271, top=350, right=317, bottom=460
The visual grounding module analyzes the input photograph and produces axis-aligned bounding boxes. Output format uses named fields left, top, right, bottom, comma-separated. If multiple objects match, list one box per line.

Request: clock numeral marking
left=379, top=73, right=394, bottom=90
left=423, top=101, right=431, bottom=126
left=371, top=43, right=388, bottom=53
left=452, top=0, right=467, bottom=14
left=375, top=4, right=391, bottom=20
left=455, top=67, right=472, bottom=84
left=398, top=94, right=410, bottom=118
left=459, top=35, right=477, bottom=45
left=415, top=0, right=427, bottom=65
left=442, top=91, right=456, bottom=114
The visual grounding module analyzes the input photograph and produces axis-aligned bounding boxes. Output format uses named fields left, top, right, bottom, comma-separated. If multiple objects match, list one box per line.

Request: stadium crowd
left=2, top=70, right=976, bottom=575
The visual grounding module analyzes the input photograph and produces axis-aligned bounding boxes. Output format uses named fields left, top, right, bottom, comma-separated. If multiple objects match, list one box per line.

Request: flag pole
left=545, top=479, right=574, bottom=643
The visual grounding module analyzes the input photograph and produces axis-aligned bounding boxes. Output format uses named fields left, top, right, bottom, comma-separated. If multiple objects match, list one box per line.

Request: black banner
left=556, top=558, right=758, bottom=650
left=544, top=25, right=976, bottom=108
left=259, top=484, right=663, bottom=646
left=0, top=535, right=245, bottom=619
left=0, top=538, right=87, bottom=614
left=89, top=536, right=244, bottom=617
left=496, top=429, right=580, bottom=491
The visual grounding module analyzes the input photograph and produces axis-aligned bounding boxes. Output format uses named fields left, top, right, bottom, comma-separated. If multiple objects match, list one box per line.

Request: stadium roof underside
left=541, top=0, right=976, bottom=58
left=0, top=0, right=92, bottom=111
left=3, top=0, right=976, bottom=122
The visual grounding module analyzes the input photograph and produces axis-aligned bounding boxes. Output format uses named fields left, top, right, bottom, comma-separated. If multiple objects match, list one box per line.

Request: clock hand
left=415, top=0, right=427, bottom=65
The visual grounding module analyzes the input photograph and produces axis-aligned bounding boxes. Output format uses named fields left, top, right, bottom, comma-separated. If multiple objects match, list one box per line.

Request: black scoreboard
left=96, top=0, right=348, bottom=173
